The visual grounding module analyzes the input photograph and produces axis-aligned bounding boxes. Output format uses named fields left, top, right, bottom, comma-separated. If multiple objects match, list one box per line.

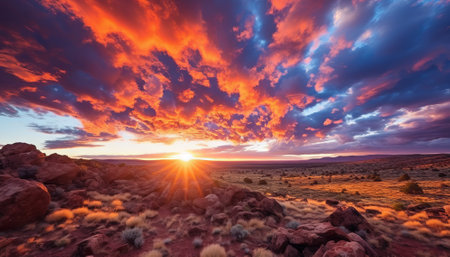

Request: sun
left=176, top=152, right=194, bottom=162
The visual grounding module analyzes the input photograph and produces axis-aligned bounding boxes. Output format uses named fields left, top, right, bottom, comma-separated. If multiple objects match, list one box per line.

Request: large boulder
left=37, top=161, right=81, bottom=185
left=325, top=207, right=372, bottom=233
left=259, top=197, right=284, bottom=218
left=0, top=176, right=50, bottom=230
left=0, top=143, right=45, bottom=169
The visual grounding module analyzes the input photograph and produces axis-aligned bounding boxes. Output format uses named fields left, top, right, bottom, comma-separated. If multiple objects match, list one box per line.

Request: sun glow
left=175, top=152, right=194, bottom=162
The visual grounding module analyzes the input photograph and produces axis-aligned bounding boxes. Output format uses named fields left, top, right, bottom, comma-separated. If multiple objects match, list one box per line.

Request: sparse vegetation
left=200, top=244, right=226, bottom=257
left=126, top=216, right=145, bottom=227
left=398, top=173, right=411, bottom=182
left=85, top=211, right=119, bottom=222
left=122, top=227, right=144, bottom=248
left=400, top=182, right=424, bottom=194
left=244, top=177, right=253, bottom=184
left=285, top=220, right=300, bottom=229
left=45, top=209, right=74, bottom=223
left=230, top=224, right=249, bottom=241
left=392, top=202, right=406, bottom=211
left=140, top=250, right=163, bottom=257
left=192, top=237, right=203, bottom=248
left=258, top=179, right=268, bottom=185
left=253, top=248, right=274, bottom=257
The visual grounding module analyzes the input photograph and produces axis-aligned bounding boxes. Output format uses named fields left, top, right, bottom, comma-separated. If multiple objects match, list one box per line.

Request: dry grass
left=252, top=248, right=274, bottom=257
left=403, top=220, right=422, bottom=229
left=165, top=214, right=180, bottom=229
left=87, top=191, right=131, bottom=202
left=126, top=216, right=145, bottom=228
left=200, top=244, right=226, bottom=257
left=425, top=219, right=448, bottom=230
left=83, top=200, right=102, bottom=208
left=72, top=207, right=90, bottom=216
left=140, top=209, right=158, bottom=219
left=46, top=209, right=74, bottom=223
left=111, top=199, right=123, bottom=206
left=409, top=211, right=428, bottom=221
left=140, top=250, right=163, bottom=257
left=85, top=211, right=119, bottom=222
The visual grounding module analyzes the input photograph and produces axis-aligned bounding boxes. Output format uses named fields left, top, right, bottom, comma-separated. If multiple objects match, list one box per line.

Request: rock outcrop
left=0, top=175, right=50, bottom=230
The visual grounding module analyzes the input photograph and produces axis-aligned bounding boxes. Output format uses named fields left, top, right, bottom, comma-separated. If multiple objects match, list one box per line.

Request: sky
left=0, top=0, right=449, bottom=160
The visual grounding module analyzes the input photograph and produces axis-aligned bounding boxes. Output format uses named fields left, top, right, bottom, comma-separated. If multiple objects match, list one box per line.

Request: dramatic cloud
left=0, top=0, right=449, bottom=156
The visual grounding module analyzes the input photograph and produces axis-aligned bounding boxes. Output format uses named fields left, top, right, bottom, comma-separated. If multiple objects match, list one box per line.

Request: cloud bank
left=0, top=0, right=449, bottom=156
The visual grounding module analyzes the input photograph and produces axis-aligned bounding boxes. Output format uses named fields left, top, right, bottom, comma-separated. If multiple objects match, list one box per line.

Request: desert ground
left=0, top=143, right=449, bottom=257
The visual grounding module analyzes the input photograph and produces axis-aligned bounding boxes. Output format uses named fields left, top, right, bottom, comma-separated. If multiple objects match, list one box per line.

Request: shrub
left=243, top=177, right=253, bottom=184
left=258, top=179, right=268, bottom=185
left=126, top=216, right=145, bottom=227
left=140, top=209, right=158, bottom=219
left=122, top=227, right=144, bottom=248
left=310, top=180, right=318, bottom=185
left=192, top=237, right=203, bottom=248
left=400, top=182, right=424, bottom=194
left=85, top=211, right=119, bottom=222
left=72, top=207, right=90, bottom=216
left=230, top=224, right=249, bottom=241
left=111, top=199, right=123, bottom=207
left=285, top=220, right=300, bottom=229
left=46, top=209, right=74, bottom=223
left=438, top=173, right=447, bottom=177
left=84, top=200, right=102, bottom=208
left=392, top=202, right=406, bottom=211
left=253, top=248, right=274, bottom=257
left=426, top=219, right=447, bottom=230
left=398, top=173, right=410, bottom=182
left=341, top=188, right=347, bottom=193
left=200, top=244, right=226, bottom=257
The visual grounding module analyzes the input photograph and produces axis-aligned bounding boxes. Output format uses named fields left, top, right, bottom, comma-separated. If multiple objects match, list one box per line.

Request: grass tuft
left=46, top=209, right=74, bottom=223
left=200, top=244, right=226, bottom=257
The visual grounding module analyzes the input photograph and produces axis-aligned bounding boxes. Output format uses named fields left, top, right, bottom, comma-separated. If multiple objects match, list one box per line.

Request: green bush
left=243, top=177, right=253, bottom=184
left=258, top=179, right=268, bottom=185
left=400, top=182, right=424, bottom=194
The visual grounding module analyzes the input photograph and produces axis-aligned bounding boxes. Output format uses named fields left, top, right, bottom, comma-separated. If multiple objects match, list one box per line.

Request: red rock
left=211, top=213, right=228, bottom=225
left=37, top=161, right=80, bottom=185
left=65, top=190, right=87, bottom=208
left=235, top=211, right=264, bottom=221
left=326, top=199, right=339, bottom=206
left=326, top=207, right=372, bottom=232
left=347, top=232, right=378, bottom=257
left=0, top=143, right=45, bottom=169
left=424, top=207, right=445, bottom=217
left=284, top=244, right=300, bottom=257
left=45, top=153, right=72, bottom=163
left=317, top=240, right=366, bottom=257
left=259, top=198, right=284, bottom=218
left=193, top=194, right=219, bottom=212
left=270, top=228, right=289, bottom=253
left=0, top=143, right=37, bottom=156
left=0, top=176, right=50, bottom=230
left=288, top=229, right=321, bottom=246
left=72, top=234, right=107, bottom=257
left=407, top=203, right=431, bottom=212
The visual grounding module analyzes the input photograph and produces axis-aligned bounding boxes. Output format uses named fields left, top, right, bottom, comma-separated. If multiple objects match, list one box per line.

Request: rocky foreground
left=0, top=143, right=439, bottom=257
